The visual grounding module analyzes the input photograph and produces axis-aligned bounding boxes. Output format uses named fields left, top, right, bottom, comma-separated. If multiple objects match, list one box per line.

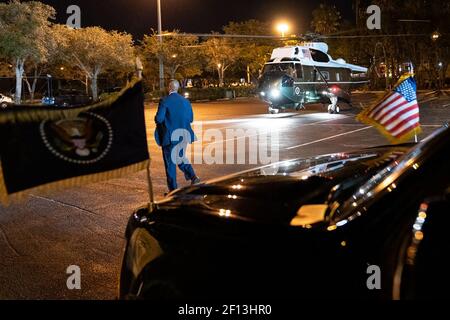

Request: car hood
left=155, top=145, right=411, bottom=227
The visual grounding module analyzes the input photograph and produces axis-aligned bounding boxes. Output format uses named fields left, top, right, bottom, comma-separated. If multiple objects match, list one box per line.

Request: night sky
left=2, top=0, right=355, bottom=39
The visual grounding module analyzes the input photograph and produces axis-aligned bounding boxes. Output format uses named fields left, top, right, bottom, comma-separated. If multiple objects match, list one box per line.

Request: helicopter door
left=295, top=64, right=303, bottom=80
left=292, top=64, right=304, bottom=99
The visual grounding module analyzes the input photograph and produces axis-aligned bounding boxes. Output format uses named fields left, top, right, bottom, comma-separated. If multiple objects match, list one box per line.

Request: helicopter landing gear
left=268, top=106, right=280, bottom=114
left=294, top=103, right=305, bottom=111
left=328, top=104, right=340, bottom=114
left=327, top=96, right=340, bottom=114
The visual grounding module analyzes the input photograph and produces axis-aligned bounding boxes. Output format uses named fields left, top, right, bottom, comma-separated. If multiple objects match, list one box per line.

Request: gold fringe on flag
left=0, top=159, right=149, bottom=206
left=356, top=109, right=422, bottom=145
left=0, top=77, right=151, bottom=205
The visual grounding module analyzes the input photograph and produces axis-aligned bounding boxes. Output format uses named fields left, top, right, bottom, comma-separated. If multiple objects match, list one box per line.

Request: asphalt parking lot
left=0, top=91, right=449, bottom=299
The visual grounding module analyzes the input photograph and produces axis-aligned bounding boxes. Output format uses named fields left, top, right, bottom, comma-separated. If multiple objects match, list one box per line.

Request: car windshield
left=247, top=152, right=379, bottom=178
left=332, top=126, right=449, bottom=222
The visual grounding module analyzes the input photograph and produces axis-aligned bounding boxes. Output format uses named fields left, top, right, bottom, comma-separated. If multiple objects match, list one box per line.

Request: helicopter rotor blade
left=160, top=32, right=285, bottom=39
left=159, top=32, right=438, bottom=41
left=322, top=33, right=431, bottom=39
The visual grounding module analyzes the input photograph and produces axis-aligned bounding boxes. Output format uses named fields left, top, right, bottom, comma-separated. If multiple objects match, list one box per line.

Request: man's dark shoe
left=191, top=177, right=201, bottom=185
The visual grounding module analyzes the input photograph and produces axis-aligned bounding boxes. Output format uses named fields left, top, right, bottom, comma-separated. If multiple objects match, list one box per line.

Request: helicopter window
left=317, top=71, right=330, bottom=81
left=351, top=72, right=367, bottom=78
left=310, top=49, right=330, bottom=63
left=295, top=64, right=303, bottom=79
left=280, top=58, right=300, bottom=62
left=282, top=76, right=294, bottom=87
left=263, top=63, right=295, bottom=74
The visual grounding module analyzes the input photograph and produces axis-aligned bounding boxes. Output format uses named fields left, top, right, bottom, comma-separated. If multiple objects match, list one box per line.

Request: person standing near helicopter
left=155, top=79, right=201, bottom=193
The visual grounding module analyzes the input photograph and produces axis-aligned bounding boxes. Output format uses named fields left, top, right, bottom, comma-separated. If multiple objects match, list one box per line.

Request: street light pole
left=157, top=0, right=165, bottom=91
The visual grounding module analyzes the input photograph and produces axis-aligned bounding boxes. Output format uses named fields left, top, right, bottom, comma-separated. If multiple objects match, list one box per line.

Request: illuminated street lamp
left=431, top=31, right=441, bottom=41
left=276, top=23, right=289, bottom=38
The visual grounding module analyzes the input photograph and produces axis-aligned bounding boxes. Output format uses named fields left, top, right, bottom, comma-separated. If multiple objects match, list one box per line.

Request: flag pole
left=135, top=58, right=154, bottom=213
left=414, top=128, right=418, bottom=143
left=146, top=162, right=155, bottom=213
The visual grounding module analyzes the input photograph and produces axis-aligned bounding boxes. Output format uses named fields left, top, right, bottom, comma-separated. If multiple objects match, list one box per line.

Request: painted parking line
left=206, top=114, right=350, bottom=132
left=199, top=112, right=348, bottom=124
left=292, top=113, right=349, bottom=120
left=145, top=123, right=443, bottom=150
left=422, top=124, right=445, bottom=128
left=286, top=126, right=373, bottom=150
left=146, top=109, right=349, bottom=129
left=193, top=118, right=259, bottom=125
left=147, top=110, right=362, bottom=151
left=191, top=113, right=303, bottom=125
left=202, top=116, right=351, bottom=147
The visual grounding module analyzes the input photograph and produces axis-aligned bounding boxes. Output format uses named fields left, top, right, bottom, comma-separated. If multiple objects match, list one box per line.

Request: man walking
left=155, top=80, right=200, bottom=192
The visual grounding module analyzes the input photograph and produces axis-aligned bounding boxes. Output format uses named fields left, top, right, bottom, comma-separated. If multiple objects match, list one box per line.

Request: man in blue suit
left=155, top=80, right=200, bottom=192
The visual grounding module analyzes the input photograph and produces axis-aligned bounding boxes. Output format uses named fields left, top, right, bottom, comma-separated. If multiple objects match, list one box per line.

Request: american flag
left=358, top=76, right=421, bottom=143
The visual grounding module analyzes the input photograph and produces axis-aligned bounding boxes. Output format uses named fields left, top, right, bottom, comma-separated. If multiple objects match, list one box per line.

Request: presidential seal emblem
left=39, top=112, right=113, bottom=165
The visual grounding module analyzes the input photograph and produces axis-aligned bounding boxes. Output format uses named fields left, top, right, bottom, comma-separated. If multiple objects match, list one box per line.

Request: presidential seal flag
left=0, top=80, right=149, bottom=204
left=357, top=75, right=421, bottom=144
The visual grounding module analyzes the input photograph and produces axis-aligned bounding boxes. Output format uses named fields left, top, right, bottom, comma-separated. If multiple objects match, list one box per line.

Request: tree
left=223, top=20, right=278, bottom=83
left=142, top=30, right=202, bottom=82
left=21, top=23, right=68, bottom=101
left=203, top=36, right=238, bottom=86
left=57, top=26, right=135, bottom=100
left=0, top=0, right=55, bottom=103
left=0, top=60, right=13, bottom=77
left=311, top=4, right=342, bottom=35
left=349, top=0, right=450, bottom=90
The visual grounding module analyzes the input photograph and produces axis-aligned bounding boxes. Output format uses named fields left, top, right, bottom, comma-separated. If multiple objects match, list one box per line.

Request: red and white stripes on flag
left=368, top=91, right=420, bottom=138
left=357, top=75, right=421, bottom=143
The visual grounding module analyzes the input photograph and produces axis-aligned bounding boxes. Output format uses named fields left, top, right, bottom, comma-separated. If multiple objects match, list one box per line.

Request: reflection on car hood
left=157, top=146, right=411, bottom=226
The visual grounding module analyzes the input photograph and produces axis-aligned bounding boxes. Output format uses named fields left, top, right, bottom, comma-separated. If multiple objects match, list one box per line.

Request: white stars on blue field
left=395, top=77, right=417, bottom=102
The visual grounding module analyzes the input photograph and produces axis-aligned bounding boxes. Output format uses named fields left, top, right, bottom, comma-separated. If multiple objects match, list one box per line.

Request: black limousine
left=119, top=125, right=449, bottom=300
